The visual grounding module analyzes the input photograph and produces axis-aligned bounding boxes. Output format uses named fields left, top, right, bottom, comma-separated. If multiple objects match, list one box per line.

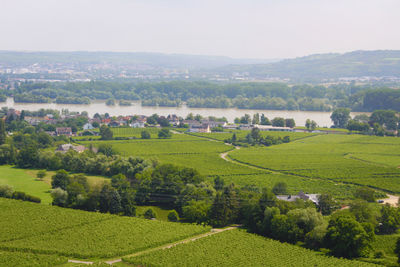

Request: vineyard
left=0, top=251, right=66, bottom=267
left=229, top=134, right=400, bottom=193
left=124, top=229, right=376, bottom=267
left=0, top=198, right=210, bottom=258
left=189, top=130, right=318, bottom=142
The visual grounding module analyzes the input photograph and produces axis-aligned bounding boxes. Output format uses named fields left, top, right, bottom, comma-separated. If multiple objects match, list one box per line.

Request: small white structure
left=189, top=123, right=211, bottom=133
left=276, top=191, right=320, bottom=205
left=83, top=123, right=94, bottom=130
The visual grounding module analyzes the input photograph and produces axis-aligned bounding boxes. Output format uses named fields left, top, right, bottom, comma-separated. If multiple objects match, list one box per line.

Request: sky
left=0, top=0, right=399, bottom=59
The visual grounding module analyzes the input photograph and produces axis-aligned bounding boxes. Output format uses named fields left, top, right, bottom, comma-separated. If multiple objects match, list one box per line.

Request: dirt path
left=103, top=227, right=236, bottom=265
left=379, top=194, right=399, bottom=206
left=67, top=227, right=236, bottom=265
left=67, top=259, right=93, bottom=265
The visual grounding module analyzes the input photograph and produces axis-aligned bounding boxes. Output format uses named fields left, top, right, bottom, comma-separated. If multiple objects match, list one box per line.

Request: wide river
left=3, top=98, right=367, bottom=127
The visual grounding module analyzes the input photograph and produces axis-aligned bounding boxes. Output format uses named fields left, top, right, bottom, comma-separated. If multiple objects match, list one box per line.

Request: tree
left=250, top=127, right=261, bottom=142
left=214, top=176, right=225, bottom=191
left=252, top=113, right=260, bottom=124
left=98, top=144, right=115, bottom=157
left=354, top=187, right=375, bottom=202
left=378, top=204, right=400, bottom=234
left=36, top=170, right=46, bottom=179
left=51, top=169, right=70, bottom=190
left=0, top=119, right=6, bottom=145
left=272, top=182, right=288, bottom=195
left=141, top=130, right=151, bottom=139
left=285, top=118, right=295, bottom=128
left=144, top=208, right=157, bottom=219
left=158, top=128, right=171, bottom=139
left=109, top=190, right=122, bottom=214
left=370, top=110, right=398, bottom=130
left=330, top=108, right=351, bottom=128
left=260, top=114, right=271, bottom=125
left=231, top=133, right=237, bottom=143
left=51, top=187, right=68, bottom=207
left=317, top=193, right=336, bottom=215
left=395, top=237, right=400, bottom=264
left=183, top=200, right=211, bottom=224
left=167, top=210, right=179, bottom=222
left=100, top=125, right=113, bottom=140
left=324, top=216, right=374, bottom=258
left=16, top=144, right=38, bottom=168
left=272, top=117, right=285, bottom=127
left=305, top=119, right=317, bottom=131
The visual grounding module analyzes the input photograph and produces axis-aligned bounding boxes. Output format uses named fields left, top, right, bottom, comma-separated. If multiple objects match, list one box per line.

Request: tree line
left=7, top=80, right=400, bottom=111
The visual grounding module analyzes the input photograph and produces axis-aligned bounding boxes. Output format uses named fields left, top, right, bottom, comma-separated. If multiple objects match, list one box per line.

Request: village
left=3, top=107, right=302, bottom=138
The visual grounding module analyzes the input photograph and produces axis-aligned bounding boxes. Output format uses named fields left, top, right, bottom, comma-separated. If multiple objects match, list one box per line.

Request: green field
left=229, top=134, right=400, bottom=193
left=0, top=251, right=67, bottom=267
left=0, top=198, right=210, bottom=259
left=0, top=166, right=110, bottom=205
left=81, top=130, right=400, bottom=198
left=0, top=166, right=52, bottom=204
left=124, top=229, right=376, bottom=267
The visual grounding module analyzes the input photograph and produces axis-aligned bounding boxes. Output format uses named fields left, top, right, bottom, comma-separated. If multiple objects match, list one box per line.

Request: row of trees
left=234, top=113, right=295, bottom=128
left=331, top=108, right=400, bottom=136
left=14, top=81, right=400, bottom=111
left=225, top=128, right=290, bottom=146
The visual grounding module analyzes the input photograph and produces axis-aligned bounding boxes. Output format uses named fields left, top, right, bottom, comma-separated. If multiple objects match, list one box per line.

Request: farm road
left=67, top=226, right=237, bottom=265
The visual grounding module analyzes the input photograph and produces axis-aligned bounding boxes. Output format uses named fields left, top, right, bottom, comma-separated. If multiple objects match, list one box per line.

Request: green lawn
left=0, top=165, right=52, bottom=204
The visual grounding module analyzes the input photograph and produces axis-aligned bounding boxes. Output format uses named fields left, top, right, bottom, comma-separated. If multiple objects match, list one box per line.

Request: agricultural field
left=229, top=134, right=400, bottom=193
left=0, top=165, right=52, bottom=204
left=0, top=166, right=110, bottom=205
left=189, top=130, right=319, bottom=142
left=0, top=198, right=210, bottom=259
left=124, top=229, right=376, bottom=267
left=0, top=251, right=67, bottom=267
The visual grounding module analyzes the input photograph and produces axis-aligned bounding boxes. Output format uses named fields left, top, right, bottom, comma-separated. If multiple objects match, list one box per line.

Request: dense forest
left=3, top=81, right=399, bottom=112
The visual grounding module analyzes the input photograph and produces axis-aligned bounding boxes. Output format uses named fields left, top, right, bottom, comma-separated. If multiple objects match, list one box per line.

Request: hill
left=0, top=51, right=275, bottom=70
left=212, top=50, right=400, bottom=82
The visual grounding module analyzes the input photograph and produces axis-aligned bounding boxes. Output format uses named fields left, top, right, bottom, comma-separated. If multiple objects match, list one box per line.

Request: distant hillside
left=0, top=51, right=275, bottom=69
left=213, top=50, right=400, bottom=82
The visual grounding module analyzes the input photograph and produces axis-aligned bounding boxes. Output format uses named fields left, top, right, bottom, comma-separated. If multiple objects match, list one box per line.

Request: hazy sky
left=1, top=0, right=399, bottom=59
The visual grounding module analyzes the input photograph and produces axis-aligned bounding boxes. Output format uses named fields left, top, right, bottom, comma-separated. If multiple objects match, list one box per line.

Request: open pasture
left=124, top=229, right=375, bottom=267
left=0, top=166, right=52, bottom=204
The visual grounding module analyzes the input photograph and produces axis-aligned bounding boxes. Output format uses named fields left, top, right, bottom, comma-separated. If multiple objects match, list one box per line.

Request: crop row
left=0, top=251, right=66, bottom=267
left=124, top=229, right=376, bottom=267
left=0, top=198, right=210, bottom=258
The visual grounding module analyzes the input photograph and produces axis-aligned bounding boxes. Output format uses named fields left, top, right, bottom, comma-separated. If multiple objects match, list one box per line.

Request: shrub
left=144, top=208, right=157, bottom=219
left=141, top=130, right=151, bottom=139
left=0, top=184, right=14, bottom=198
left=168, top=210, right=179, bottom=222
left=37, top=170, right=47, bottom=179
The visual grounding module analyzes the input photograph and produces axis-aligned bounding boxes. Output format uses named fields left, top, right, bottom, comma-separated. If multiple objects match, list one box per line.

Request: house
left=276, top=191, right=320, bottom=205
left=83, top=123, right=94, bottom=130
left=254, top=125, right=294, bottom=132
left=167, top=114, right=180, bottom=126
left=56, top=127, right=73, bottom=136
left=223, top=124, right=239, bottom=130
left=189, top=123, right=211, bottom=133
left=56, top=144, right=86, bottom=153
left=131, top=121, right=145, bottom=128
left=108, top=121, right=122, bottom=127
left=201, top=120, right=227, bottom=128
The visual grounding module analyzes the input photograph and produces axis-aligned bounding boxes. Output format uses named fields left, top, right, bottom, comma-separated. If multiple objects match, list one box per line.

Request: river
left=2, top=98, right=367, bottom=127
